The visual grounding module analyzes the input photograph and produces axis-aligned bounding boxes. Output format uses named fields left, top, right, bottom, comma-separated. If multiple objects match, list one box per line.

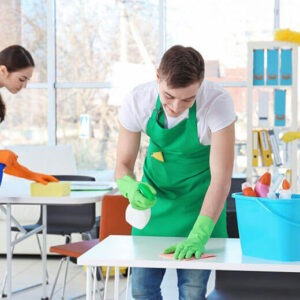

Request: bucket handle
left=254, top=197, right=300, bottom=227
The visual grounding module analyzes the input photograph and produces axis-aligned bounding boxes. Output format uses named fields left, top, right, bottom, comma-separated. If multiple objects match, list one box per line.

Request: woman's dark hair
left=157, top=45, right=205, bottom=88
left=0, top=45, right=34, bottom=123
left=0, top=94, right=5, bottom=123
left=0, top=45, right=35, bottom=72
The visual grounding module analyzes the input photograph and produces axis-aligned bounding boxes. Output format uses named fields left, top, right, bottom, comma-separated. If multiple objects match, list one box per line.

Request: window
left=55, top=0, right=160, bottom=170
left=0, top=0, right=297, bottom=175
left=0, top=0, right=47, bottom=145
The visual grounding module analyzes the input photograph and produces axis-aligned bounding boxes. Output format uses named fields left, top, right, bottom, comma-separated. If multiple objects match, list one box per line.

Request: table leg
left=114, top=267, right=120, bottom=300
left=86, top=266, right=92, bottom=300
left=6, top=204, right=12, bottom=299
left=41, top=205, right=48, bottom=300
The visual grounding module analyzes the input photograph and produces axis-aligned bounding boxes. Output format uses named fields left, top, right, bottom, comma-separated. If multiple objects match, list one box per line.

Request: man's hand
left=164, top=215, right=215, bottom=260
left=117, top=175, right=157, bottom=210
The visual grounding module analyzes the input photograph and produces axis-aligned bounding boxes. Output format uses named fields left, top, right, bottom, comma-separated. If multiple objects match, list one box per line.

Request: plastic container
left=125, top=205, right=151, bottom=229
left=125, top=182, right=155, bottom=229
left=233, top=192, right=300, bottom=261
left=0, top=163, right=5, bottom=186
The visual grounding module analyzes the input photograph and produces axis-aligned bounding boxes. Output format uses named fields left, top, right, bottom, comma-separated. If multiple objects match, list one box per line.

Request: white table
left=78, top=235, right=300, bottom=300
left=0, top=179, right=115, bottom=300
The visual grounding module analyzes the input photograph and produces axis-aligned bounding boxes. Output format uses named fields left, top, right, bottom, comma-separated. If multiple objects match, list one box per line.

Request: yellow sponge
left=30, top=182, right=71, bottom=197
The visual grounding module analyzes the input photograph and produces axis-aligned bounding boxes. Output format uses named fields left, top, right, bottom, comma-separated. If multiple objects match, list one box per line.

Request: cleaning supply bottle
left=267, top=173, right=284, bottom=199
left=254, top=172, right=271, bottom=198
left=0, top=163, right=5, bottom=186
left=242, top=182, right=257, bottom=197
left=279, top=179, right=292, bottom=199
left=125, top=183, right=156, bottom=229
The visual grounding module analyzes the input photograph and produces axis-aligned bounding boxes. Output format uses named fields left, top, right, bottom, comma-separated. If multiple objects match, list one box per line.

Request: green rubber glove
left=116, top=175, right=157, bottom=210
left=164, top=215, right=215, bottom=260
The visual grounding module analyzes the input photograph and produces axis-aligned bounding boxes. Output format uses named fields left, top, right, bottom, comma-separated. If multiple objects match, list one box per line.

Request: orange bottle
left=242, top=182, right=257, bottom=197
left=254, top=172, right=271, bottom=197
left=279, top=179, right=292, bottom=199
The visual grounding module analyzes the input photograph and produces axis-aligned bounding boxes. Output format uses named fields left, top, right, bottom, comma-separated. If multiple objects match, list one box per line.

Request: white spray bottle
left=125, top=183, right=156, bottom=229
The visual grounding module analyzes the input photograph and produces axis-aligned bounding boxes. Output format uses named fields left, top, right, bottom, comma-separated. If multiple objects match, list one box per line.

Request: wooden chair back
left=99, top=195, right=132, bottom=242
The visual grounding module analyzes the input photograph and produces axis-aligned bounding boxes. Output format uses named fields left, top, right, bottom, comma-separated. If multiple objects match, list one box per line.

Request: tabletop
left=0, top=178, right=116, bottom=204
left=77, top=236, right=300, bottom=273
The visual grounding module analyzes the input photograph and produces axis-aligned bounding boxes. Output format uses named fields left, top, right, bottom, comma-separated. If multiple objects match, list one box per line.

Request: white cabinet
left=246, top=41, right=298, bottom=191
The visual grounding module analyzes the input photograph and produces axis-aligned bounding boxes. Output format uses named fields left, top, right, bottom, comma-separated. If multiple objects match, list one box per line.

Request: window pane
left=56, top=0, right=160, bottom=171
left=281, top=0, right=300, bottom=30
left=56, top=0, right=160, bottom=82
left=56, top=89, right=118, bottom=170
left=0, top=1, right=47, bottom=147
left=0, top=89, right=48, bottom=145
left=166, top=0, right=274, bottom=82
left=0, top=0, right=47, bottom=82
left=166, top=0, right=274, bottom=176
left=57, top=88, right=148, bottom=173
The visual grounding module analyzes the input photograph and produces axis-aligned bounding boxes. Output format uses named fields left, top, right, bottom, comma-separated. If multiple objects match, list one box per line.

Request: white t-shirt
left=119, top=80, right=236, bottom=145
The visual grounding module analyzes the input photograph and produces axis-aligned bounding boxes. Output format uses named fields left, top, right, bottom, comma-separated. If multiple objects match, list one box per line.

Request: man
left=115, top=45, right=235, bottom=300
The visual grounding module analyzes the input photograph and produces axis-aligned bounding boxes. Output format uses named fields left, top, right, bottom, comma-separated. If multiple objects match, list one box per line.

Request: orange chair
left=49, top=195, right=132, bottom=299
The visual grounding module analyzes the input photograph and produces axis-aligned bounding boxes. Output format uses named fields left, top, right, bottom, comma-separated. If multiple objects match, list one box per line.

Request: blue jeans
left=131, top=267, right=211, bottom=300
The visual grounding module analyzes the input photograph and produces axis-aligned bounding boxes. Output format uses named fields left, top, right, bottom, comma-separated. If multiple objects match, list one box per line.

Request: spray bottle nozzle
left=138, top=183, right=156, bottom=201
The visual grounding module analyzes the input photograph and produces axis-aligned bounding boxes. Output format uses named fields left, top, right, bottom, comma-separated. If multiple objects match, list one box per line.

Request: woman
left=0, top=45, right=57, bottom=184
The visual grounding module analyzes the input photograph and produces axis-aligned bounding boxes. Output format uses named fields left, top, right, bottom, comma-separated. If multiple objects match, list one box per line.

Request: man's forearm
left=200, top=179, right=231, bottom=222
left=114, top=164, right=135, bottom=181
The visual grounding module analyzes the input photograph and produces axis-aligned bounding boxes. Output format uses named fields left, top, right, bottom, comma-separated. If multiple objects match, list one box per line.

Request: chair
left=4, top=145, right=92, bottom=251
left=207, top=177, right=300, bottom=299
left=49, top=195, right=132, bottom=299
left=11, top=174, right=96, bottom=243
left=226, top=177, right=245, bottom=238
left=1, top=175, right=97, bottom=298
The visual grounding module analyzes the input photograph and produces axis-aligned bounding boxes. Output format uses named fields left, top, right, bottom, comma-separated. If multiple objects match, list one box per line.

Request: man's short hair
left=158, top=45, right=205, bottom=88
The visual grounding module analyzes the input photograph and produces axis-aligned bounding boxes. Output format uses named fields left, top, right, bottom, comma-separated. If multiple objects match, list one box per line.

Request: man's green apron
left=132, top=97, right=227, bottom=238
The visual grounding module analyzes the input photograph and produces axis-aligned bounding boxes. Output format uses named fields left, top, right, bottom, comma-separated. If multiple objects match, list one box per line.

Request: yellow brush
left=281, top=131, right=300, bottom=143
left=274, top=28, right=300, bottom=45
left=30, top=182, right=71, bottom=197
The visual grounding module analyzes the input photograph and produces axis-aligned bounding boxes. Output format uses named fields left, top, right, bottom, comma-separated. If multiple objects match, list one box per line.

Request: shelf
left=246, top=41, right=298, bottom=191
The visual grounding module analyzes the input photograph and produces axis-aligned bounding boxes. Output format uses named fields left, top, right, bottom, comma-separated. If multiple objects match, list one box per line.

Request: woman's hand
left=0, top=150, right=18, bottom=166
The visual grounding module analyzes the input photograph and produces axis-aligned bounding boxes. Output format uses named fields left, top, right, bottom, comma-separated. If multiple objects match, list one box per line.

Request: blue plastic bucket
left=233, top=192, right=300, bottom=261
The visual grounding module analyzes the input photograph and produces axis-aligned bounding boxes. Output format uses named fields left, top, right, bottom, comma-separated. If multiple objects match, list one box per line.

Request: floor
left=0, top=255, right=215, bottom=299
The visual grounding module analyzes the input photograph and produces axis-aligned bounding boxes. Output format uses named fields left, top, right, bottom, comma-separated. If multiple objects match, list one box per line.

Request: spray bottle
left=242, top=182, right=257, bottom=197
left=279, top=179, right=292, bottom=199
left=267, top=173, right=284, bottom=199
left=125, top=183, right=156, bottom=229
left=254, top=172, right=271, bottom=198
